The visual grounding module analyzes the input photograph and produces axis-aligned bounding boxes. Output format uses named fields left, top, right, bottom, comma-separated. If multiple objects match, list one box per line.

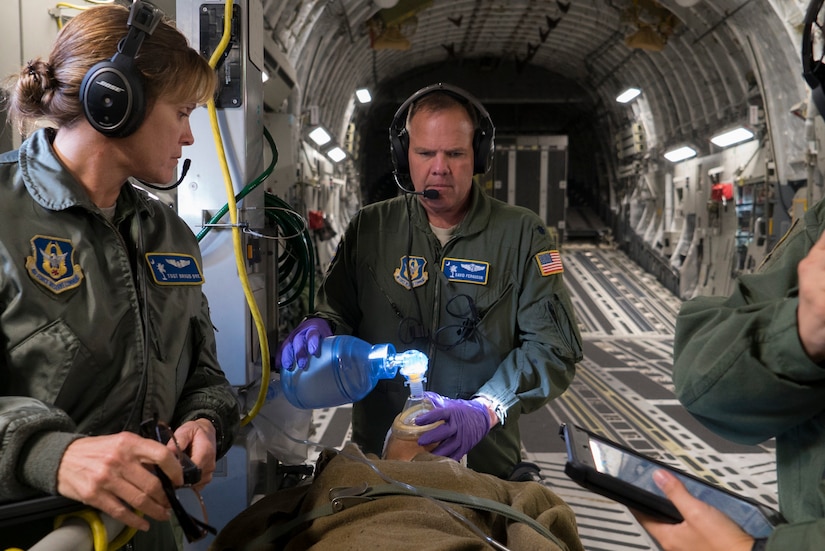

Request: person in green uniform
left=279, top=83, right=582, bottom=480
left=0, top=3, right=239, bottom=549
left=626, top=0, right=825, bottom=548
left=633, top=203, right=825, bottom=551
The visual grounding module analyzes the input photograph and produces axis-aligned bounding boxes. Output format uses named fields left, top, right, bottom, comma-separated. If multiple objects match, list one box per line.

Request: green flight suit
left=315, top=182, right=582, bottom=478
left=0, top=128, right=240, bottom=549
left=674, top=196, right=825, bottom=548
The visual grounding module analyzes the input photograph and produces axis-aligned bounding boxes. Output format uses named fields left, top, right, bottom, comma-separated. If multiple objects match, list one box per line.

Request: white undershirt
left=430, top=223, right=456, bottom=247
left=99, top=205, right=116, bottom=222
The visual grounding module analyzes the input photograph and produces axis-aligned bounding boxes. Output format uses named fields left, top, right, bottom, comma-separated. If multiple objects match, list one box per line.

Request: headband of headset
left=389, top=82, right=496, bottom=176
left=79, top=1, right=162, bottom=137
left=803, top=0, right=825, bottom=121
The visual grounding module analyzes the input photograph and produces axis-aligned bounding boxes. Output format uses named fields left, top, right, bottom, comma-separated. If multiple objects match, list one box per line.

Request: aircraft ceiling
left=261, top=0, right=811, bottom=198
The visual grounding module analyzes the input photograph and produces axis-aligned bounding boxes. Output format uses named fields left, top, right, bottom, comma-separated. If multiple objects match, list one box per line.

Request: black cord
left=401, top=194, right=429, bottom=344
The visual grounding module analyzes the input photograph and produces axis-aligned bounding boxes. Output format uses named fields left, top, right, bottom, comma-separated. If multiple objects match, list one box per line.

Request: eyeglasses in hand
left=139, top=414, right=217, bottom=542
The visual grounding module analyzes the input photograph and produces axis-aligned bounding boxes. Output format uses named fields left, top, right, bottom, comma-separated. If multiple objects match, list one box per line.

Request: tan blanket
left=211, top=444, right=584, bottom=551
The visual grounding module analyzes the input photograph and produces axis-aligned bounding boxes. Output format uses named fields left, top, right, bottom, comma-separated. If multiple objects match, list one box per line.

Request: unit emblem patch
left=146, top=253, right=204, bottom=285
left=26, top=236, right=84, bottom=293
left=394, top=256, right=429, bottom=289
left=442, top=258, right=489, bottom=285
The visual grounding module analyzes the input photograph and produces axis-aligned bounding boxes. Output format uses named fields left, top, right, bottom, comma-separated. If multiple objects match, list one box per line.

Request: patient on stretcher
left=211, top=433, right=585, bottom=551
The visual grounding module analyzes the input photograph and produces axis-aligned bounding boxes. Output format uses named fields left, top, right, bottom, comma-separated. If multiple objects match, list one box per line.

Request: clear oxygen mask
left=383, top=350, right=444, bottom=460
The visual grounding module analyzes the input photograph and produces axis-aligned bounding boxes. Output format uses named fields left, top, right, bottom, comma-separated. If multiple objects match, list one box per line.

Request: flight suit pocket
left=8, top=319, right=94, bottom=405
left=546, top=293, right=583, bottom=361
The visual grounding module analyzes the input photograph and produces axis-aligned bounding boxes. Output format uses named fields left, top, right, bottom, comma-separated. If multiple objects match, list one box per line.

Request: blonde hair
left=6, top=4, right=216, bottom=136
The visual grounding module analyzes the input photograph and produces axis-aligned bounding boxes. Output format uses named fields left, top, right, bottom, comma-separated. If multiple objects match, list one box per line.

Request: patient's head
left=382, top=403, right=444, bottom=461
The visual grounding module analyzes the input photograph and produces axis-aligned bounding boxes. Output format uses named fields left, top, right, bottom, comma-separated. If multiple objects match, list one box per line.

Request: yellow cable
left=107, top=523, right=139, bottom=550
left=50, top=508, right=140, bottom=550
left=52, top=3, right=87, bottom=30
left=55, top=2, right=89, bottom=9
left=53, top=509, right=108, bottom=550
left=207, top=0, right=270, bottom=426
left=51, top=2, right=112, bottom=30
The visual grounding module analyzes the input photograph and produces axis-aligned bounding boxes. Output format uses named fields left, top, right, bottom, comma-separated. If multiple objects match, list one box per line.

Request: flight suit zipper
left=102, top=206, right=155, bottom=428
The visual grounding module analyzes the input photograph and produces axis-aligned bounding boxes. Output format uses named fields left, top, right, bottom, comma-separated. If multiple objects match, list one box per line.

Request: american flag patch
left=536, top=250, right=563, bottom=276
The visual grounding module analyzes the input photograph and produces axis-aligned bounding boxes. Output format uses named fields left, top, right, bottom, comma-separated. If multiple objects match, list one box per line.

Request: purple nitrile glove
left=277, top=318, right=333, bottom=371
left=414, top=391, right=491, bottom=461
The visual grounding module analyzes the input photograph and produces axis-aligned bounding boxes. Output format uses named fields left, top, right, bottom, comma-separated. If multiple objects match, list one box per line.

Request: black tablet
left=559, top=423, right=784, bottom=539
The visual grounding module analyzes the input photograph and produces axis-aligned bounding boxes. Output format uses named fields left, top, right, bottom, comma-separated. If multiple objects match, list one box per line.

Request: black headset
left=79, top=1, right=162, bottom=137
left=803, top=0, right=825, bottom=121
left=389, top=83, right=496, bottom=177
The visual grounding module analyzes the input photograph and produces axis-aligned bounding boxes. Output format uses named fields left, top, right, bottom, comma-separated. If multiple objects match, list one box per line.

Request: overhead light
left=262, top=71, right=269, bottom=83
left=664, top=145, right=697, bottom=163
left=356, top=88, right=372, bottom=104
left=616, top=87, right=641, bottom=104
left=710, top=126, right=754, bottom=148
left=308, top=126, right=332, bottom=146
left=327, top=146, right=347, bottom=163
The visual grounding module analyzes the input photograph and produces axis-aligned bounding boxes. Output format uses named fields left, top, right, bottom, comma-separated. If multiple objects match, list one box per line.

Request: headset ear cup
left=80, top=59, right=145, bottom=137
left=390, top=127, right=410, bottom=174
left=472, top=129, right=483, bottom=174
left=472, top=122, right=497, bottom=174
left=812, top=83, right=825, bottom=123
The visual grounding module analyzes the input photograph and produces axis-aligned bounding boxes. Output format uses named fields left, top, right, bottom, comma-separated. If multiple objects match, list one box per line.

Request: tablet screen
left=589, top=437, right=776, bottom=538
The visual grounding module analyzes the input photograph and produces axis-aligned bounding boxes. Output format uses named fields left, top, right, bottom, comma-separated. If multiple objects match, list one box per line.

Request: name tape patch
left=442, top=257, right=489, bottom=285
left=146, top=253, right=204, bottom=285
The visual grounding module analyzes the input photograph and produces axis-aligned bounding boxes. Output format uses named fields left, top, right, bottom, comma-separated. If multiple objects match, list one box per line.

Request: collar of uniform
left=19, top=128, right=96, bottom=212
left=20, top=128, right=152, bottom=219
left=410, top=181, right=492, bottom=237
left=117, top=179, right=154, bottom=221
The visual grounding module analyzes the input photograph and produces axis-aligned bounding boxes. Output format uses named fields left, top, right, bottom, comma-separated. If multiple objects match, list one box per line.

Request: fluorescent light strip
left=616, top=88, right=641, bottom=103
left=664, top=146, right=697, bottom=162
left=308, top=127, right=332, bottom=146
left=327, top=147, right=346, bottom=162
left=356, top=88, right=372, bottom=103
left=711, top=127, right=754, bottom=147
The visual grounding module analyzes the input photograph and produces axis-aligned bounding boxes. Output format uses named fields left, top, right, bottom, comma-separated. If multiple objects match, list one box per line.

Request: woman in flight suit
left=0, top=3, right=239, bottom=548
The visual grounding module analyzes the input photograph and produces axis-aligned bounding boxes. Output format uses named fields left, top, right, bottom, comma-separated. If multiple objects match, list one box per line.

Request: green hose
left=195, top=127, right=279, bottom=242
left=265, top=192, right=316, bottom=310
left=196, top=126, right=316, bottom=310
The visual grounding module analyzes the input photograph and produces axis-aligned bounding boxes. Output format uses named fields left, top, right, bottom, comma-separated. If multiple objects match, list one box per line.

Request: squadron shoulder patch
left=442, top=257, right=489, bottom=285
left=394, top=255, right=429, bottom=289
left=535, top=250, right=564, bottom=276
left=145, top=253, right=204, bottom=285
left=26, top=235, right=84, bottom=293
